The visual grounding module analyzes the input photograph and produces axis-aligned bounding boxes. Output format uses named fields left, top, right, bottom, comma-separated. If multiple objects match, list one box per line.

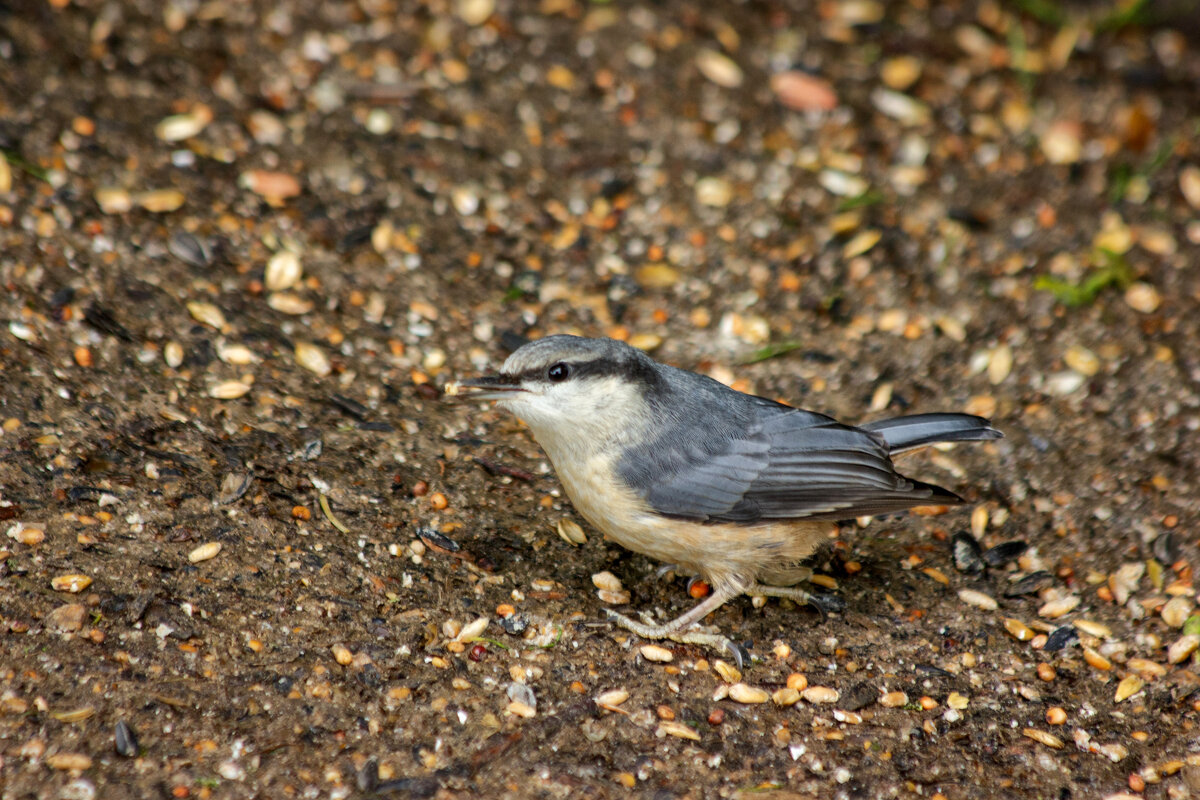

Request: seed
left=51, top=574, right=92, bottom=593
left=947, top=692, right=969, bottom=710
left=468, top=644, right=487, bottom=662
left=267, top=292, right=314, bottom=315
left=51, top=706, right=95, bottom=723
left=959, top=589, right=998, bottom=611
left=331, top=645, right=353, bottom=665
left=595, top=689, right=629, bottom=710
left=294, top=342, right=331, bottom=376
left=1045, top=707, right=1067, bottom=725
left=707, top=708, right=725, bottom=725
left=210, top=381, right=251, bottom=400
left=429, top=492, right=448, bottom=510
left=695, top=48, right=743, bottom=88
left=919, top=696, right=938, bottom=710
left=656, top=721, right=701, bottom=741
left=1038, top=595, right=1080, bottom=619
left=596, top=589, right=631, bottom=604
left=878, top=691, right=908, bottom=708
left=1004, top=618, right=1035, bottom=641
left=1083, top=647, right=1112, bottom=671
left=1023, top=729, right=1064, bottom=749
left=988, top=344, right=1013, bottom=384
left=1074, top=619, right=1112, bottom=639
left=188, top=542, right=222, bottom=563
left=9, top=523, right=46, bottom=546
left=786, top=673, right=808, bottom=691
left=833, top=709, right=863, bottom=724
left=1126, top=658, right=1166, bottom=679
left=1166, top=635, right=1198, bottom=664
left=1124, top=282, right=1161, bottom=314
left=456, top=617, right=489, bottom=642
left=135, top=189, right=185, bottom=213
left=46, top=752, right=93, bottom=771
left=771, top=687, right=801, bottom=707
left=556, top=519, right=586, bottom=546
left=802, top=686, right=840, bottom=704
left=591, top=571, right=624, bottom=593
left=265, top=250, right=303, bottom=291
left=640, top=644, right=673, bottom=663
left=186, top=301, right=226, bottom=330
left=506, top=700, right=535, bottom=718
left=713, top=660, right=742, bottom=684
left=728, top=684, right=770, bottom=704
left=164, top=341, right=184, bottom=368
left=1114, top=675, right=1144, bottom=703
left=1037, top=663, right=1056, bottom=681
left=1160, top=596, right=1193, bottom=628
left=216, top=341, right=257, bottom=365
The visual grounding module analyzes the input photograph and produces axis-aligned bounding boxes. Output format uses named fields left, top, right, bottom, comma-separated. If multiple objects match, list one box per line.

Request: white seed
left=1063, top=345, right=1100, bottom=376
left=958, top=588, right=998, bottom=611
left=1159, top=596, right=1192, bottom=628
left=456, top=616, right=489, bottom=642
left=188, top=542, right=222, bottom=563
left=209, top=381, right=251, bottom=400
left=591, top=571, right=624, bottom=593
left=1038, top=595, right=1080, bottom=619
left=555, top=519, right=586, bottom=545
left=1166, top=634, right=1199, bottom=664
left=656, top=721, right=700, bottom=741
left=216, top=341, right=257, bottom=365
left=186, top=301, right=226, bottom=330
left=695, top=49, right=743, bottom=88
left=728, top=684, right=770, bottom=704
left=694, top=176, right=733, bottom=207
left=265, top=250, right=303, bottom=291
left=802, top=686, right=840, bottom=704
left=267, top=292, right=315, bottom=315
left=640, top=644, right=674, bottom=663
left=595, top=689, right=629, bottom=709
left=164, top=341, right=184, bottom=368
left=1124, top=282, right=1161, bottom=314
left=1179, top=164, right=1200, bottom=210
left=155, top=104, right=213, bottom=142
left=987, top=344, right=1013, bottom=384
left=294, top=342, right=331, bottom=376
left=596, top=589, right=631, bottom=605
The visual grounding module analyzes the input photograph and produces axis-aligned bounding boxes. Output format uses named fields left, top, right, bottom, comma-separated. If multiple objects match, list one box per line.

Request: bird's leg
left=605, top=583, right=748, bottom=667
left=745, top=581, right=845, bottom=617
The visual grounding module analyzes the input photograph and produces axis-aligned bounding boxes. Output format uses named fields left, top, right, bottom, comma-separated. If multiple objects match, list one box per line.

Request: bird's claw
left=806, top=591, right=846, bottom=620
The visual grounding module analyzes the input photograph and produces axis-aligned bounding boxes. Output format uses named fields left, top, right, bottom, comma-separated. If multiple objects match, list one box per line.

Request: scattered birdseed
left=188, top=542, right=222, bottom=563
left=728, top=684, right=769, bottom=704
left=640, top=645, right=673, bottom=663
left=51, top=574, right=92, bottom=593
left=1024, top=729, right=1065, bottom=749
left=958, top=589, right=998, bottom=611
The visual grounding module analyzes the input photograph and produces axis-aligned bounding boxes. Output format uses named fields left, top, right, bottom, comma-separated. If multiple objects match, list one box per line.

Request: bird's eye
left=547, top=363, right=570, bottom=382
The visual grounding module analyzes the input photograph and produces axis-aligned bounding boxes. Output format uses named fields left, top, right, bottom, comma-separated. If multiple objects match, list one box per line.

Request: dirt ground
left=2, top=0, right=1200, bottom=798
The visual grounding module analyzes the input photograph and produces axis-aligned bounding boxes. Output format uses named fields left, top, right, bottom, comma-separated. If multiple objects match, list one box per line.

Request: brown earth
left=2, top=1, right=1200, bottom=798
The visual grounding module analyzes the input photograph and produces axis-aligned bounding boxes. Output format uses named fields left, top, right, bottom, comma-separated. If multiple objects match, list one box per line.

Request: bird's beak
left=444, top=375, right=525, bottom=401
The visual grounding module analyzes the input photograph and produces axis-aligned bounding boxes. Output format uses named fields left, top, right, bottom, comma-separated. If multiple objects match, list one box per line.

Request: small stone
left=771, top=71, right=837, bottom=111
left=958, top=588, right=998, bottom=611
left=239, top=170, right=301, bottom=201
left=728, top=684, right=769, bottom=704
left=51, top=574, right=92, bottom=593
left=802, top=686, right=840, bottom=704
left=1124, top=282, right=1160, bottom=313
left=188, top=541, right=222, bottom=563
left=640, top=644, right=674, bottom=663
left=695, top=49, right=743, bottom=88
left=265, top=251, right=303, bottom=291
left=294, top=342, right=331, bottom=377
left=47, top=603, right=87, bottom=631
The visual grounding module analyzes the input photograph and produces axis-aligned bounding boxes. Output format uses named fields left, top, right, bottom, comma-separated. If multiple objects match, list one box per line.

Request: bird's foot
left=604, top=609, right=748, bottom=669
left=747, top=582, right=845, bottom=619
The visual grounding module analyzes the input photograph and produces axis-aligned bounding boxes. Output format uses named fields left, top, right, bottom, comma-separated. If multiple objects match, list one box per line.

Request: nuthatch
left=451, top=335, right=1001, bottom=664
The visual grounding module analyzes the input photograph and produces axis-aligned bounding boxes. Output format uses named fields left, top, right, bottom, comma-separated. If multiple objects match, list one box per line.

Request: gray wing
left=635, top=406, right=962, bottom=524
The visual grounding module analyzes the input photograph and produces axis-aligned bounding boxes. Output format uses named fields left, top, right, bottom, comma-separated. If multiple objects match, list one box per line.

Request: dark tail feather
left=862, top=413, right=1003, bottom=455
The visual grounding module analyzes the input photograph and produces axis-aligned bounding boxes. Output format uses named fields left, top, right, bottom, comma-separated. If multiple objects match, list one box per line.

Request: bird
left=450, top=334, right=1001, bottom=664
